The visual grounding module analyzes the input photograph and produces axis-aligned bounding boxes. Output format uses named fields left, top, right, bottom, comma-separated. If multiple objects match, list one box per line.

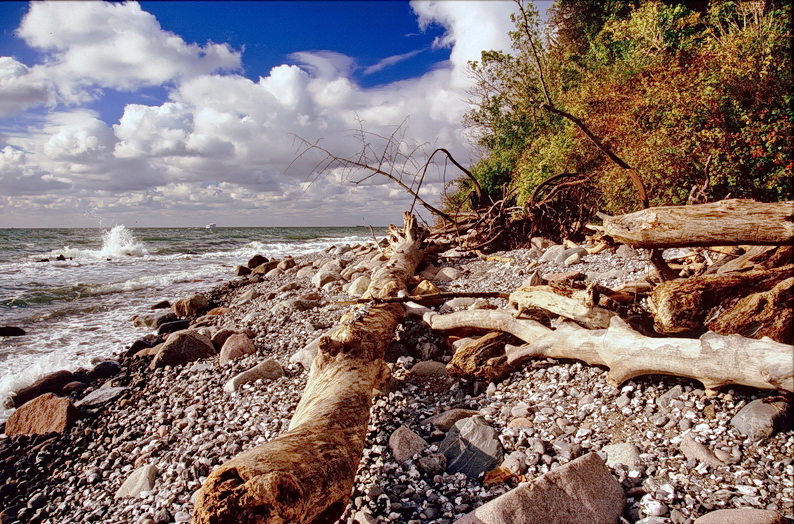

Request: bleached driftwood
left=194, top=213, right=426, bottom=524
left=427, top=311, right=793, bottom=392
left=508, top=285, right=616, bottom=329
left=600, top=199, right=794, bottom=248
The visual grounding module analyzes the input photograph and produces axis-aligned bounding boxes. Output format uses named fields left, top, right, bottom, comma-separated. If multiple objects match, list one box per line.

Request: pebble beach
left=1, top=239, right=792, bottom=524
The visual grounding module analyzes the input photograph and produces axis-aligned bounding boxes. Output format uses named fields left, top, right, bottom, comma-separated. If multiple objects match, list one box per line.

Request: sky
left=0, top=1, right=551, bottom=228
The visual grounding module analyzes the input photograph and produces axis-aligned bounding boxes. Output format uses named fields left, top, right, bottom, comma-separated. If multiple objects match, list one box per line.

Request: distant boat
left=205, top=223, right=217, bottom=229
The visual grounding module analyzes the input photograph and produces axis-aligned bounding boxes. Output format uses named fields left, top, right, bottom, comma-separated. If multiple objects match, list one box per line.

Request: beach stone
left=319, top=259, right=344, bottom=273
left=171, top=294, right=209, bottom=318
left=616, top=244, right=639, bottom=258
left=246, top=254, right=268, bottom=269
left=693, top=509, right=788, bottom=524
left=502, top=450, right=528, bottom=475
left=133, top=311, right=177, bottom=329
left=234, top=265, right=251, bottom=276
left=218, top=334, right=256, bottom=365
left=439, top=415, right=503, bottom=480
left=234, top=289, right=260, bottom=306
left=520, top=271, right=543, bottom=288
left=278, top=297, right=319, bottom=311
left=730, top=397, right=791, bottom=441
left=76, top=386, right=129, bottom=407
left=543, top=270, right=585, bottom=283
left=150, top=330, right=215, bottom=369
left=556, top=247, right=588, bottom=265
left=348, top=275, right=371, bottom=297
left=422, top=408, right=479, bottom=432
left=602, top=442, right=641, bottom=468
left=5, top=393, right=77, bottom=436
left=61, top=381, right=88, bottom=394
left=657, top=385, right=684, bottom=410
left=12, top=369, right=75, bottom=407
left=211, top=328, right=238, bottom=350
left=389, top=425, right=429, bottom=463
left=408, top=361, right=448, bottom=380
left=564, top=252, right=582, bottom=266
left=679, top=432, right=723, bottom=468
left=88, top=360, right=121, bottom=382
left=539, top=244, right=566, bottom=263
left=125, top=335, right=160, bottom=357
left=265, top=267, right=282, bottom=279
left=205, top=306, right=230, bottom=316
left=296, top=266, right=315, bottom=279
left=157, top=320, right=191, bottom=335
left=434, top=267, right=464, bottom=281
left=417, top=454, right=447, bottom=475
left=114, top=465, right=157, bottom=499
left=251, top=260, right=279, bottom=274
left=507, top=417, right=534, bottom=428
left=223, top=359, right=284, bottom=393
left=454, top=453, right=624, bottom=524
left=0, top=326, right=25, bottom=336
left=312, top=270, right=343, bottom=288
left=277, top=257, right=296, bottom=271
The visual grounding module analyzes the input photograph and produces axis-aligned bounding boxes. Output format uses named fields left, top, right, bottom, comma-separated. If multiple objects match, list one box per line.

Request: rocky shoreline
left=1, top=239, right=792, bottom=524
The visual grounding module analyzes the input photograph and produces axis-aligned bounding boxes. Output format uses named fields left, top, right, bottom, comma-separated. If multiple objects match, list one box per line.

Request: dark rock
left=730, top=396, right=792, bottom=441
left=76, top=386, right=129, bottom=407
left=149, top=300, right=171, bottom=310
left=13, top=370, right=75, bottom=408
left=125, top=335, right=160, bottom=358
left=0, top=326, right=25, bottom=337
left=157, top=320, right=191, bottom=335
left=150, top=330, right=215, bottom=369
left=438, top=415, right=503, bottom=480
left=87, top=360, right=121, bottom=382
left=133, top=311, right=177, bottom=329
left=384, top=341, right=408, bottom=362
left=5, top=393, right=78, bottom=436
left=247, top=254, right=269, bottom=269
left=543, top=271, right=585, bottom=284
left=417, top=454, right=447, bottom=475
left=61, top=381, right=89, bottom=395
left=235, top=265, right=252, bottom=276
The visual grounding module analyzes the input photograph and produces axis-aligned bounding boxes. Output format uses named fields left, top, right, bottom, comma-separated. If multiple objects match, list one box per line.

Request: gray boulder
left=454, top=453, right=624, bottom=524
left=439, top=415, right=503, bottom=480
left=730, top=397, right=791, bottom=441
left=150, top=330, right=216, bottom=369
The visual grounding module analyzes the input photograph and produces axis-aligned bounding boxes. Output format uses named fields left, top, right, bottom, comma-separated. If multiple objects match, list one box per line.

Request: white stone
left=115, top=465, right=157, bottom=499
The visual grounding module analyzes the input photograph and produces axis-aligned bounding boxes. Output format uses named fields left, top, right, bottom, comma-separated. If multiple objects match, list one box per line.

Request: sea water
left=0, top=225, right=384, bottom=423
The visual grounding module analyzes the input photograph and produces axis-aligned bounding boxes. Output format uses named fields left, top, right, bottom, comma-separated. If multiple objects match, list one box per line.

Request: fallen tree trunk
left=194, top=213, right=426, bottom=524
left=427, top=312, right=793, bottom=392
left=599, top=199, right=794, bottom=248
left=648, top=265, right=793, bottom=341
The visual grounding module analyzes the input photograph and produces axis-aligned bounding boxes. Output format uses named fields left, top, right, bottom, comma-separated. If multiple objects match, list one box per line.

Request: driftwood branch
left=508, top=286, right=617, bottom=329
left=194, top=213, right=426, bottom=524
left=600, top=199, right=794, bottom=248
left=427, top=312, right=793, bottom=392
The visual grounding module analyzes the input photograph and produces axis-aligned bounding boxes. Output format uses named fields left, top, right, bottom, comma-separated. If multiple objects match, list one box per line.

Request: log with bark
left=193, top=213, right=426, bottom=524
left=599, top=199, right=794, bottom=248
left=426, top=311, right=793, bottom=393
left=648, top=265, right=793, bottom=342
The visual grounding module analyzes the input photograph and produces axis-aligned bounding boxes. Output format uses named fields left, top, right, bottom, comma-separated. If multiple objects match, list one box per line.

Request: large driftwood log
left=427, top=312, right=793, bottom=392
left=194, top=214, right=425, bottom=524
left=600, top=199, right=794, bottom=248
left=648, top=265, right=793, bottom=341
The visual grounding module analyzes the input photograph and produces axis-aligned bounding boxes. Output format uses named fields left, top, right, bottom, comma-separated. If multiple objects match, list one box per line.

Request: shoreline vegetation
left=1, top=201, right=792, bottom=523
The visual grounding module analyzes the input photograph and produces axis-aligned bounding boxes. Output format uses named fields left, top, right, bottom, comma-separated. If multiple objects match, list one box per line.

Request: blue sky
left=0, top=1, right=550, bottom=227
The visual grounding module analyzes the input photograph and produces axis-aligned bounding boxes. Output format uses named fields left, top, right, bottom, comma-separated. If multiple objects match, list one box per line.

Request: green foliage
left=456, top=0, right=792, bottom=215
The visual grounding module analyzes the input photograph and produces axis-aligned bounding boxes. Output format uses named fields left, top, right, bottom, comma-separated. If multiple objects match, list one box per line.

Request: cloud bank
left=0, top=1, right=518, bottom=227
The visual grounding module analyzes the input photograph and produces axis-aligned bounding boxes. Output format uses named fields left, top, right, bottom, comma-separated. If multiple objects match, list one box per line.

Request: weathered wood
left=600, top=199, right=794, bottom=248
left=446, top=332, right=516, bottom=381
left=648, top=265, right=793, bottom=341
left=508, top=286, right=616, bottom=329
left=193, top=213, right=425, bottom=524
left=428, top=311, right=793, bottom=392
left=707, top=276, right=793, bottom=342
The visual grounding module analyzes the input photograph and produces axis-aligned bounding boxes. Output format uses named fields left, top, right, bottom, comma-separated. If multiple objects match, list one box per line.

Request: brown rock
left=13, top=369, right=75, bottom=407
left=247, top=254, right=268, bottom=269
left=693, top=509, right=788, bottom=524
left=205, top=307, right=231, bottom=316
left=422, top=409, right=480, bottom=432
left=389, top=425, right=429, bottom=463
left=507, top=417, right=534, bottom=428
left=278, top=257, right=296, bottom=271
left=171, top=294, right=209, bottom=318
left=235, top=265, right=252, bottom=276
left=454, top=452, right=624, bottom=524
left=150, top=330, right=215, bottom=369
left=5, top=393, right=78, bottom=436
left=219, top=334, right=255, bottom=366
left=251, top=260, right=280, bottom=274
